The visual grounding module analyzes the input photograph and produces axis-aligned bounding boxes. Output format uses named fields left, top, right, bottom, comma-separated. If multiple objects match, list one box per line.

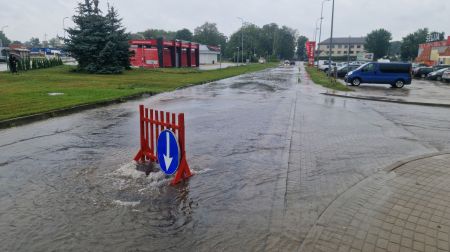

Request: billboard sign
left=306, top=41, right=316, bottom=65
left=357, top=52, right=374, bottom=61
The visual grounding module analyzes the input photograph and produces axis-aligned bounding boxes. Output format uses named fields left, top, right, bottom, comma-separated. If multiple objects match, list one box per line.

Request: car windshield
left=356, top=63, right=369, bottom=70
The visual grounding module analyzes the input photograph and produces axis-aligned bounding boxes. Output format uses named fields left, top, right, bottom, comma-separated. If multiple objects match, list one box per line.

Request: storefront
left=416, top=36, right=450, bottom=66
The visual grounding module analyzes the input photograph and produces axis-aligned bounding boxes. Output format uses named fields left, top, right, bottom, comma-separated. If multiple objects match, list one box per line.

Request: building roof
left=199, top=44, right=220, bottom=54
left=319, top=37, right=366, bottom=45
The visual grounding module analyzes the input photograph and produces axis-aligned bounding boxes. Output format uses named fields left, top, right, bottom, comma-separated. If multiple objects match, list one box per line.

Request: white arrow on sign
left=163, top=131, right=173, bottom=170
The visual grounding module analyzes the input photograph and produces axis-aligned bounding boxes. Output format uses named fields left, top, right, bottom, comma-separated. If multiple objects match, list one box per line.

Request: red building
left=416, top=36, right=450, bottom=66
left=129, top=39, right=199, bottom=68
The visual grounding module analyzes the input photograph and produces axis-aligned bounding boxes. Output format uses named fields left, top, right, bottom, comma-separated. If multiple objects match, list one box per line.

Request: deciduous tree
left=400, top=28, right=428, bottom=61
left=364, top=29, right=392, bottom=60
left=175, top=28, right=193, bottom=41
left=0, top=31, right=11, bottom=47
left=193, top=22, right=227, bottom=49
left=296, top=36, right=308, bottom=61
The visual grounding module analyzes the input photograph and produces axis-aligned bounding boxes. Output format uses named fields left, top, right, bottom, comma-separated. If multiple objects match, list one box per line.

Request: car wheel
left=421, top=74, right=426, bottom=78
left=352, top=78, right=361, bottom=86
left=394, top=80, right=405, bottom=88
left=437, top=76, right=442, bottom=81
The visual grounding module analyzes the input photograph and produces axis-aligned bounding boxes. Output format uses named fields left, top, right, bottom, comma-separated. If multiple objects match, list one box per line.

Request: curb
left=0, top=92, right=155, bottom=129
left=321, top=92, right=450, bottom=108
left=299, top=151, right=450, bottom=251
left=383, top=151, right=450, bottom=172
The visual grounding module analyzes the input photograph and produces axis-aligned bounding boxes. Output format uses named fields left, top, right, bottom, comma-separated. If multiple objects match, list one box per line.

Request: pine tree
left=65, top=0, right=130, bottom=74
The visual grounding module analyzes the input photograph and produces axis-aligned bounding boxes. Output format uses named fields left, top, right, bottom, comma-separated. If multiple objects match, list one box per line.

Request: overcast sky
left=1, top=0, right=449, bottom=43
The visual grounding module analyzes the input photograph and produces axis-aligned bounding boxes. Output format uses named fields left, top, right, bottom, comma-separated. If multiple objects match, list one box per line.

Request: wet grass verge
left=0, top=63, right=277, bottom=123
left=305, top=66, right=352, bottom=92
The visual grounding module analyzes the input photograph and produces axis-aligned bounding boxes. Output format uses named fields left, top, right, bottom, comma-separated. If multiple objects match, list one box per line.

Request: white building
left=318, top=37, right=366, bottom=57
left=199, top=45, right=220, bottom=65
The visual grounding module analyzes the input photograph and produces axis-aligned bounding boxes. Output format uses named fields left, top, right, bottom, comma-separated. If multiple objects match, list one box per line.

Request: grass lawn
left=0, top=63, right=277, bottom=121
left=305, top=66, right=352, bottom=92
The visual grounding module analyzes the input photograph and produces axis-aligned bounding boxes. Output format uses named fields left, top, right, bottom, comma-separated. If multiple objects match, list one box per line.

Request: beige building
left=318, top=37, right=366, bottom=57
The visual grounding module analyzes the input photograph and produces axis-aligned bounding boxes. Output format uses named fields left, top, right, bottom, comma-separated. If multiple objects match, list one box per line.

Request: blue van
left=345, top=62, right=412, bottom=88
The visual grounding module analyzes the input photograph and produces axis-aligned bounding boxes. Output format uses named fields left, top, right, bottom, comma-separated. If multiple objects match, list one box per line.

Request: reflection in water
left=0, top=67, right=300, bottom=251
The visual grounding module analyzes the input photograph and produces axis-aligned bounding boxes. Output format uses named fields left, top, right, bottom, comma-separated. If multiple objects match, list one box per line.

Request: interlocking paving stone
left=300, top=154, right=450, bottom=252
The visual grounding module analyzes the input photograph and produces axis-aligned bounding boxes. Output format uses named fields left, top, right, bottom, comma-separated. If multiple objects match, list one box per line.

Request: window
left=362, top=63, right=375, bottom=72
left=338, top=45, right=342, bottom=49
left=379, top=63, right=410, bottom=73
left=337, top=51, right=341, bottom=54
left=327, top=45, right=330, bottom=49
left=357, top=45, right=361, bottom=48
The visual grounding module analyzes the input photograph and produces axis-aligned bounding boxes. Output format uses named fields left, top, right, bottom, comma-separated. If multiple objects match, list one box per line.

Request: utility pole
left=347, top=35, right=350, bottom=68
left=317, top=0, right=330, bottom=67
left=236, top=47, right=240, bottom=66
left=328, top=0, right=335, bottom=75
left=237, top=17, right=244, bottom=64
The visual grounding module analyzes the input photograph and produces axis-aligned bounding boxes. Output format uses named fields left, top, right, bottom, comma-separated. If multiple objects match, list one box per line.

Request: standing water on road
left=0, top=67, right=300, bottom=251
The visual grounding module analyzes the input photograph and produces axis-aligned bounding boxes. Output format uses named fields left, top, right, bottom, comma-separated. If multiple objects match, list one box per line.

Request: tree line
left=364, top=28, right=446, bottom=61
left=131, top=22, right=300, bottom=62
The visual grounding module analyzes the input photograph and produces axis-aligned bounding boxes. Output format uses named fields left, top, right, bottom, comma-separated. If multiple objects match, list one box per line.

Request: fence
left=134, top=105, right=192, bottom=185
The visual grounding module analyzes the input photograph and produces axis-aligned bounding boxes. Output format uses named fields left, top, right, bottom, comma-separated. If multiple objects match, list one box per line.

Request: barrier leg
left=134, top=105, right=145, bottom=162
left=171, top=113, right=193, bottom=185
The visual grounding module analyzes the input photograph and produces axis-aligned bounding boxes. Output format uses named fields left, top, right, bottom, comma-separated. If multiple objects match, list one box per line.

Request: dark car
left=413, top=67, right=434, bottom=78
left=433, top=65, right=450, bottom=71
left=427, top=68, right=449, bottom=81
left=334, top=65, right=360, bottom=78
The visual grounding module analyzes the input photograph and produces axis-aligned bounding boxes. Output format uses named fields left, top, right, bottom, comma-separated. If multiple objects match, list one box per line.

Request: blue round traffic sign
left=157, top=130, right=181, bottom=175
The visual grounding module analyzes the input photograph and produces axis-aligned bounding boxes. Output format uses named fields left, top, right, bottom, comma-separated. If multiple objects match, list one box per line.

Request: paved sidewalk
left=322, top=79, right=450, bottom=108
left=300, top=153, right=450, bottom=252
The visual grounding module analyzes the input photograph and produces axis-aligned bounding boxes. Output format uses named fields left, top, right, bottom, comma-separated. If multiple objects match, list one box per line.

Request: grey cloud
left=0, top=0, right=448, bottom=42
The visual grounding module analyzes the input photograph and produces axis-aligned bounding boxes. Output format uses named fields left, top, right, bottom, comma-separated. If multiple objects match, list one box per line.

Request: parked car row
left=413, top=65, right=450, bottom=82
left=313, top=60, right=449, bottom=88
left=442, top=69, right=450, bottom=83
left=317, top=60, right=366, bottom=76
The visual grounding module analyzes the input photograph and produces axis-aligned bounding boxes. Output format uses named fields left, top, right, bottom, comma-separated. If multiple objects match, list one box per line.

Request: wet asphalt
left=1, top=65, right=450, bottom=251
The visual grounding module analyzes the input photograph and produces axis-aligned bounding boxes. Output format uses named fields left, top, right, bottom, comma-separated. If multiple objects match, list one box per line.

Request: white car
left=442, top=69, right=450, bottom=83
left=318, top=60, right=336, bottom=72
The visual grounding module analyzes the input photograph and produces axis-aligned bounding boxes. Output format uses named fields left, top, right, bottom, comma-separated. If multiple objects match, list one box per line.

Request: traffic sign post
left=134, top=105, right=192, bottom=185
left=157, top=130, right=180, bottom=175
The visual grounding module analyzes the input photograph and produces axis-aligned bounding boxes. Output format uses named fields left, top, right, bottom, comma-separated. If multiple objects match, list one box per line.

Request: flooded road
left=0, top=67, right=299, bottom=251
left=2, top=65, right=450, bottom=251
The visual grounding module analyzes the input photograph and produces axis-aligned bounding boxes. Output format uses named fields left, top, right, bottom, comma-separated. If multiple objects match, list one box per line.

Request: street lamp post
left=63, top=17, right=69, bottom=42
left=313, top=18, right=321, bottom=43
left=219, top=45, right=222, bottom=69
left=317, top=0, right=330, bottom=67
left=313, top=18, right=320, bottom=65
left=328, top=0, right=335, bottom=75
left=236, top=47, right=240, bottom=66
left=237, top=17, right=244, bottom=64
